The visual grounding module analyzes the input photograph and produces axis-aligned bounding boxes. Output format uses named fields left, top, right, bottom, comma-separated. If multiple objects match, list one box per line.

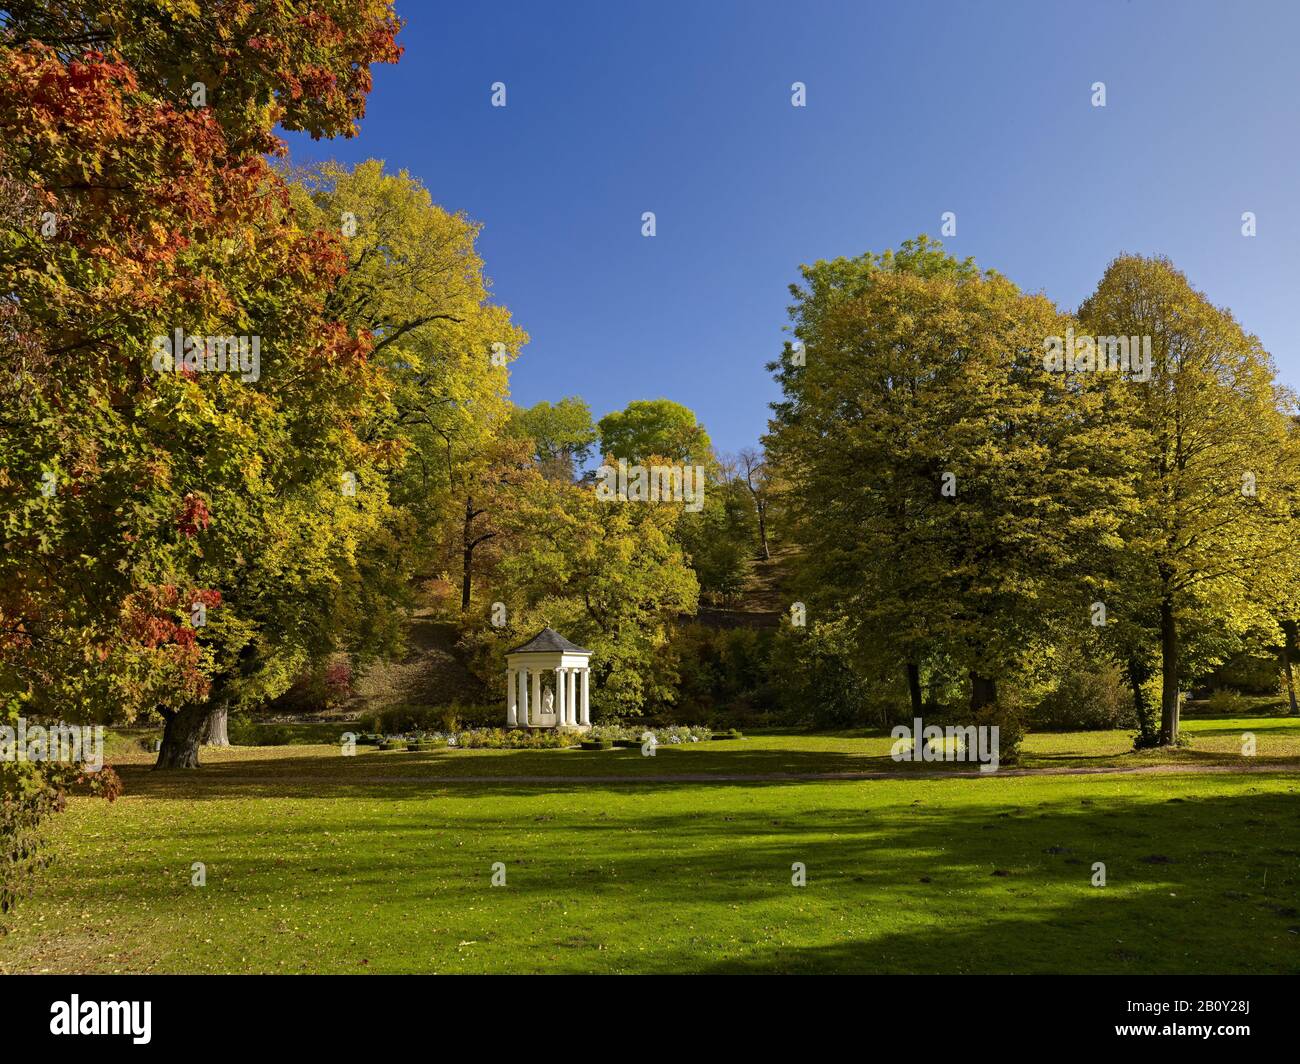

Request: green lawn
left=3, top=721, right=1298, bottom=974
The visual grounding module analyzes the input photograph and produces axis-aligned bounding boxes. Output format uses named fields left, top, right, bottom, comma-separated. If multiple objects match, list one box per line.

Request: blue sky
left=284, top=0, right=1300, bottom=455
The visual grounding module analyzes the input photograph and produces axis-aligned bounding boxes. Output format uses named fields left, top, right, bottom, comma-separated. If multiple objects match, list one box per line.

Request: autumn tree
left=285, top=159, right=528, bottom=613
left=0, top=1, right=401, bottom=152
left=0, top=4, right=404, bottom=767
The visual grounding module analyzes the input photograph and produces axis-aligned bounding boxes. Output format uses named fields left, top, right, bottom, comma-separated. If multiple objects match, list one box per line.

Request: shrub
left=656, top=725, right=711, bottom=744
left=973, top=700, right=1025, bottom=766
left=451, top=703, right=501, bottom=729
left=770, top=618, right=874, bottom=728
left=1031, top=657, right=1134, bottom=731
left=670, top=624, right=776, bottom=720
left=589, top=724, right=712, bottom=743
left=452, top=728, right=582, bottom=750
left=322, top=661, right=353, bottom=704
left=711, top=728, right=743, bottom=740
left=1205, top=688, right=1251, bottom=715
left=366, top=724, right=713, bottom=752
left=268, top=655, right=355, bottom=714
left=356, top=703, right=500, bottom=735
left=1209, top=652, right=1284, bottom=695
left=227, top=717, right=294, bottom=746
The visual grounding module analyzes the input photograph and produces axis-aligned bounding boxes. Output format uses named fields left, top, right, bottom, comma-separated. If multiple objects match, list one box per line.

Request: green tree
left=464, top=477, right=699, bottom=717
left=508, top=397, right=598, bottom=481
left=1079, top=255, right=1299, bottom=742
left=676, top=469, right=756, bottom=603
left=598, top=399, right=712, bottom=464
left=1256, top=419, right=1300, bottom=715
left=768, top=237, right=1138, bottom=716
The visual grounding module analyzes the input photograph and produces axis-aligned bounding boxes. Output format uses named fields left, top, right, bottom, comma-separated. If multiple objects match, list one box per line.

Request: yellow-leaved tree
left=285, top=159, right=529, bottom=612
left=1080, top=255, right=1300, bottom=743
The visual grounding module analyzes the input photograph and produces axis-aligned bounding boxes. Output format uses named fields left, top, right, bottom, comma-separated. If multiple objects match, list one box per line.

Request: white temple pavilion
left=505, top=627, right=593, bottom=732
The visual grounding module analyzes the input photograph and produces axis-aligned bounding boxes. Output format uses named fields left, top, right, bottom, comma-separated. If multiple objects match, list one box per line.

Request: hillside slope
left=354, top=608, right=488, bottom=711
left=695, top=548, right=796, bottom=630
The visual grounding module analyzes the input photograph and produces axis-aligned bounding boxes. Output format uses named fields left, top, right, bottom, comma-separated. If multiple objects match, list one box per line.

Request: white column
left=567, top=670, right=578, bottom=725
left=506, top=669, right=517, bottom=726
left=555, top=667, right=566, bottom=725
left=531, top=670, right=541, bottom=725
left=517, top=668, right=528, bottom=726
left=580, top=668, right=590, bottom=725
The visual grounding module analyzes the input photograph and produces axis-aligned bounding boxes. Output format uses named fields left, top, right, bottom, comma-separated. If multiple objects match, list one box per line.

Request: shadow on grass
left=110, top=745, right=1300, bottom=802
left=668, top=788, right=1300, bottom=974
left=50, top=779, right=1300, bottom=973
left=115, top=745, right=924, bottom=799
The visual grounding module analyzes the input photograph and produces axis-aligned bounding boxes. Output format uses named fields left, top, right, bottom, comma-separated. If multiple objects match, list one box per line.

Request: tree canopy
left=0, top=3, right=404, bottom=765
left=598, top=399, right=712, bottom=465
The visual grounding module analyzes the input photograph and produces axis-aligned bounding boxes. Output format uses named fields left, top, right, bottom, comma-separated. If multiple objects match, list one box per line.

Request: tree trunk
left=756, top=502, right=771, bottom=561
left=1127, top=657, right=1157, bottom=745
left=970, top=673, right=998, bottom=713
left=1281, top=619, right=1299, bottom=715
left=460, top=544, right=473, bottom=610
left=155, top=703, right=212, bottom=769
left=204, top=703, right=230, bottom=746
left=461, top=494, right=475, bottom=610
left=906, top=660, right=923, bottom=716
left=1159, top=595, right=1180, bottom=744
left=459, top=495, right=496, bottom=612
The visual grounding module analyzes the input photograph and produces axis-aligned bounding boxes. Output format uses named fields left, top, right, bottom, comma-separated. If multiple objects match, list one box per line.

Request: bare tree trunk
left=155, top=703, right=212, bottom=769
left=203, top=703, right=230, bottom=746
left=738, top=450, right=771, bottom=561
left=906, top=661, right=923, bottom=716
left=1282, top=619, right=1299, bottom=715
left=1159, top=595, right=1180, bottom=744
left=755, top=501, right=771, bottom=561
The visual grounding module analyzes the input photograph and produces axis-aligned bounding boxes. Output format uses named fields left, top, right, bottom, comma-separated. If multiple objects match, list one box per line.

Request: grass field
left=3, top=715, right=1298, bottom=974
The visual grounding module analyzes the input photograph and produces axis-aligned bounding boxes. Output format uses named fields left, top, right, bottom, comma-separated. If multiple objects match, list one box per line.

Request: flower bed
left=367, top=723, right=719, bottom=751
left=589, top=724, right=713, bottom=744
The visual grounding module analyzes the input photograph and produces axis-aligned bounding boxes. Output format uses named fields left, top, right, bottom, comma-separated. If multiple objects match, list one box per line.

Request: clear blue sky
left=284, top=0, right=1300, bottom=455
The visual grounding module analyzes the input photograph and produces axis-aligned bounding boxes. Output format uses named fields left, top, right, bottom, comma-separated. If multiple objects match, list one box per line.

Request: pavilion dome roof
left=507, top=627, right=592, bottom=656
